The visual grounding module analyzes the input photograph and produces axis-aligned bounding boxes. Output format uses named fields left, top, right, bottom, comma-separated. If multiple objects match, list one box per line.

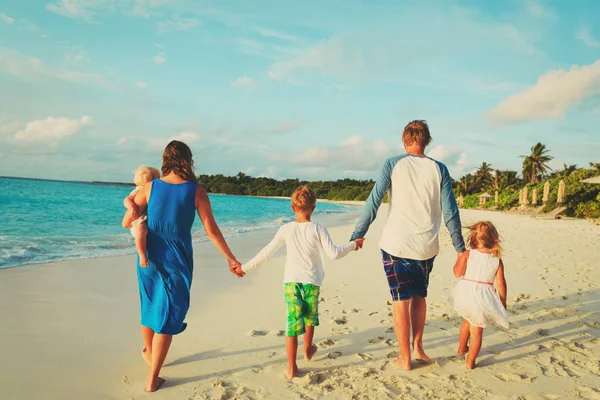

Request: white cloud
left=157, top=16, right=200, bottom=34
left=136, top=81, right=148, bottom=89
left=273, top=120, right=302, bottom=134
left=524, top=0, right=556, bottom=20
left=487, top=60, right=600, bottom=124
left=0, top=48, right=110, bottom=87
left=13, top=116, right=92, bottom=142
left=575, top=27, right=600, bottom=48
left=147, top=131, right=200, bottom=151
left=0, top=12, right=15, bottom=24
left=251, top=26, right=303, bottom=43
left=153, top=53, right=167, bottom=64
left=242, top=166, right=256, bottom=175
left=428, top=145, right=468, bottom=177
left=231, top=76, right=255, bottom=90
left=258, top=166, right=278, bottom=179
left=46, top=0, right=171, bottom=21
left=117, top=137, right=127, bottom=145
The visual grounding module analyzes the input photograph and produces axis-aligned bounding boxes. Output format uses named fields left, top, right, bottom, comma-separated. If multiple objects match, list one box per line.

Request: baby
left=124, top=166, right=160, bottom=267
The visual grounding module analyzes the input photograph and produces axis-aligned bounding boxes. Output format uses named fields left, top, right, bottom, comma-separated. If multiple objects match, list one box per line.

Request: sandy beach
left=1, top=207, right=599, bottom=400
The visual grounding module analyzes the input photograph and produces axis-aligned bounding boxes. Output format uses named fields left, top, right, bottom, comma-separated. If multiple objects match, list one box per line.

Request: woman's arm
left=122, top=184, right=149, bottom=228
left=196, top=186, right=243, bottom=276
left=452, top=250, right=469, bottom=277
left=241, top=229, right=285, bottom=273
left=319, top=225, right=356, bottom=260
left=496, top=259, right=507, bottom=309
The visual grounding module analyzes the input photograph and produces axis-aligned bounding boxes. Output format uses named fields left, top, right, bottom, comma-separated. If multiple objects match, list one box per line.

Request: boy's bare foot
left=466, top=354, right=476, bottom=370
left=141, top=346, right=152, bottom=366
left=391, top=356, right=411, bottom=371
left=284, top=365, right=298, bottom=380
left=457, top=346, right=469, bottom=356
left=139, top=255, right=149, bottom=267
left=413, top=345, right=430, bottom=363
left=144, top=377, right=165, bottom=392
left=304, top=344, right=318, bottom=361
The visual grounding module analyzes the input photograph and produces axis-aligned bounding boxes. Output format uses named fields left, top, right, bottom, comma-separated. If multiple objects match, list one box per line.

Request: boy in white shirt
left=242, top=185, right=364, bottom=380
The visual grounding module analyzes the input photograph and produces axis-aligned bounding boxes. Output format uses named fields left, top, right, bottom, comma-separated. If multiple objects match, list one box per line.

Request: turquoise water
left=0, top=177, right=351, bottom=269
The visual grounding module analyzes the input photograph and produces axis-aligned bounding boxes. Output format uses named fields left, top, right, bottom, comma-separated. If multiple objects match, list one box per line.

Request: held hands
left=228, top=258, right=245, bottom=278
left=354, top=238, right=365, bottom=250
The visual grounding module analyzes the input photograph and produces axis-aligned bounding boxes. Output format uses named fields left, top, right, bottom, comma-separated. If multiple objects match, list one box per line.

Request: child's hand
left=354, top=238, right=365, bottom=250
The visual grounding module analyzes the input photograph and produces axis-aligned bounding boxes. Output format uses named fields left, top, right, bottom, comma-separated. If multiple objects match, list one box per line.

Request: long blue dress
left=137, top=179, right=197, bottom=335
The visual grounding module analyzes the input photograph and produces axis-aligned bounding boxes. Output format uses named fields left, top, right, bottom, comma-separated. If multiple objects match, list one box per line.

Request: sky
left=0, top=0, right=599, bottom=182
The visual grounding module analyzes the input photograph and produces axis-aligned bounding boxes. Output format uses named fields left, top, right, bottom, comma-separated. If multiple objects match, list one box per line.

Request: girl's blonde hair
left=134, top=166, right=161, bottom=187
left=467, top=221, right=502, bottom=258
left=291, top=185, right=317, bottom=211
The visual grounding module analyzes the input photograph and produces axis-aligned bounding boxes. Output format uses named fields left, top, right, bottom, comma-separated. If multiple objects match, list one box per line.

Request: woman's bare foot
left=141, top=346, right=152, bottom=366
left=391, top=356, right=411, bottom=371
left=304, top=344, right=318, bottom=361
left=144, top=377, right=165, bottom=392
left=285, top=365, right=298, bottom=380
left=413, top=344, right=430, bottom=363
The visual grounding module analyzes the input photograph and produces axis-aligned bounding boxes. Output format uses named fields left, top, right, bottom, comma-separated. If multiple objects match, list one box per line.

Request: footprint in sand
left=331, top=316, right=348, bottom=325
left=494, top=372, right=528, bottom=382
left=354, top=353, right=374, bottom=361
left=368, top=311, right=379, bottom=316
left=385, top=339, right=396, bottom=347
left=327, top=351, right=343, bottom=359
left=251, top=367, right=264, bottom=374
left=368, top=336, right=385, bottom=344
left=319, top=338, right=336, bottom=348
left=380, top=319, right=392, bottom=324
left=386, top=351, right=400, bottom=359
left=386, top=327, right=395, bottom=334
left=537, top=329, right=551, bottom=337
left=343, top=308, right=360, bottom=314
left=269, top=330, right=285, bottom=337
left=248, top=330, right=268, bottom=337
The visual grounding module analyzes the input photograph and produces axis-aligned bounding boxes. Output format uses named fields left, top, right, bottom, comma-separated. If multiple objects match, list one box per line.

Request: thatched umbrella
left=523, top=187, right=529, bottom=205
left=457, top=195, right=464, bottom=207
left=532, top=188, right=538, bottom=206
left=557, top=179, right=566, bottom=205
left=495, top=190, right=499, bottom=205
left=582, top=176, right=600, bottom=184
left=479, top=192, right=494, bottom=206
left=543, top=181, right=550, bottom=204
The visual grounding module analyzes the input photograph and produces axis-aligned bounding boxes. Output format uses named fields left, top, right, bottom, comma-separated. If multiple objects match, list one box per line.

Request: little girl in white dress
left=452, top=221, right=508, bottom=369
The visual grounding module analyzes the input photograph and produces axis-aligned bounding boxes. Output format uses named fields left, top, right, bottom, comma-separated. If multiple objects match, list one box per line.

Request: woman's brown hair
left=161, top=140, right=196, bottom=182
left=467, top=221, right=502, bottom=258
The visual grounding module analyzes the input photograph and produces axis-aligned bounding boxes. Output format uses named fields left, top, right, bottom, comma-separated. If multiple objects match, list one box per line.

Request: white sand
left=1, top=208, right=599, bottom=399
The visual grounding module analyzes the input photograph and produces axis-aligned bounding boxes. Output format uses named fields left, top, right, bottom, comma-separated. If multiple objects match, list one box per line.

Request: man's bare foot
left=391, top=357, right=411, bottom=371
left=413, top=345, right=430, bottom=363
left=285, top=365, right=299, bottom=380
left=139, top=255, right=149, bottom=267
left=141, top=346, right=152, bottom=366
left=144, top=377, right=165, bottom=392
left=304, top=344, right=318, bottom=361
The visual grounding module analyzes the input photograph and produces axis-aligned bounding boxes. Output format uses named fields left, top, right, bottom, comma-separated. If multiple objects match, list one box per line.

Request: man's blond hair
left=291, top=185, right=317, bottom=211
left=402, top=120, right=432, bottom=148
left=134, top=166, right=160, bottom=187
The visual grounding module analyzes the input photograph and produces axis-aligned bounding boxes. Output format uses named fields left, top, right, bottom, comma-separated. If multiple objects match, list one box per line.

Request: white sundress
left=452, top=249, right=509, bottom=329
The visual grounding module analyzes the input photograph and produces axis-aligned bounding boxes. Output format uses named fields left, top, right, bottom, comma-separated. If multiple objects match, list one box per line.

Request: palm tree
left=552, top=163, right=578, bottom=178
left=521, top=143, right=553, bottom=183
left=475, top=162, right=493, bottom=190
left=458, top=174, right=476, bottom=196
left=590, top=162, right=600, bottom=174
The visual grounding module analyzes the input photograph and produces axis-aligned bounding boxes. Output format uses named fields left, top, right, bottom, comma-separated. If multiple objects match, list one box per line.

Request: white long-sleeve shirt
left=242, top=221, right=357, bottom=286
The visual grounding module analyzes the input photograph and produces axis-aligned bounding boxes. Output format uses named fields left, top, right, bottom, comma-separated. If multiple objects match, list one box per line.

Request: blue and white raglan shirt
left=350, top=155, right=466, bottom=260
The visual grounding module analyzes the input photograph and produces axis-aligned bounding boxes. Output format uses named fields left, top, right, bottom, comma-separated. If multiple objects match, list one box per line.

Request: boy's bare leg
left=457, top=319, right=470, bottom=356
left=410, top=295, right=430, bottom=362
left=141, top=326, right=154, bottom=366
left=391, top=299, right=412, bottom=370
left=466, top=326, right=483, bottom=370
left=303, top=326, right=318, bottom=361
left=145, top=333, right=172, bottom=392
left=135, top=224, right=149, bottom=267
left=285, top=336, right=299, bottom=380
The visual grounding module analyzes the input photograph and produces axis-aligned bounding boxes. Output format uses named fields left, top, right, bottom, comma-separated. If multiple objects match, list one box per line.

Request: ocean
left=0, top=177, right=352, bottom=269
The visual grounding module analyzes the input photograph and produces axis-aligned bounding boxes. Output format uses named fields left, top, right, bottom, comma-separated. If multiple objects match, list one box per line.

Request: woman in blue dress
left=122, top=140, right=245, bottom=392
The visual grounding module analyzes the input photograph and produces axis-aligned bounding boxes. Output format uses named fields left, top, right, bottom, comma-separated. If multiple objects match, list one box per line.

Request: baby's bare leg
left=458, top=319, right=471, bottom=355
left=466, top=326, right=483, bottom=369
left=134, top=223, right=149, bottom=266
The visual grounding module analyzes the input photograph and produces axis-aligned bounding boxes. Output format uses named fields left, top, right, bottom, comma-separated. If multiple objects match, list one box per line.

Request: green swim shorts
left=284, top=282, right=320, bottom=337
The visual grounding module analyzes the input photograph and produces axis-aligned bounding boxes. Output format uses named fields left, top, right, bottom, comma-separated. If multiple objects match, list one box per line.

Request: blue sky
left=1, top=0, right=599, bottom=182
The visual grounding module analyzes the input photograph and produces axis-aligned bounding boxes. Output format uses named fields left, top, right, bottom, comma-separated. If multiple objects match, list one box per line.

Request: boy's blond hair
left=134, top=166, right=161, bottom=187
left=467, top=221, right=502, bottom=258
left=291, top=185, right=317, bottom=211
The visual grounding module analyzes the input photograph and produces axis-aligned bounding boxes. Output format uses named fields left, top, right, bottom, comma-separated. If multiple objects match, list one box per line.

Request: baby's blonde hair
left=134, top=166, right=160, bottom=187
left=467, top=221, right=502, bottom=258
left=291, top=185, right=317, bottom=212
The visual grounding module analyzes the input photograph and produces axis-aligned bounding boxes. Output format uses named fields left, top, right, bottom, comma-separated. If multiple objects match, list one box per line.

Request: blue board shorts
left=381, top=250, right=435, bottom=301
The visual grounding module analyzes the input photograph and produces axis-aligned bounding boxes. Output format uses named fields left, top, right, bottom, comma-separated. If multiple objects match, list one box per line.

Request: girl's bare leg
left=135, top=224, right=149, bottom=267
left=141, top=326, right=154, bottom=366
left=303, top=326, right=318, bottom=361
left=466, top=326, right=483, bottom=370
left=457, top=319, right=470, bottom=355
left=145, top=333, right=172, bottom=392
left=285, top=336, right=299, bottom=380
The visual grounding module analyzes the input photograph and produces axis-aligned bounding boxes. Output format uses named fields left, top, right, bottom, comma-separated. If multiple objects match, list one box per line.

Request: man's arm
left=438, top=162, right=466, bottom=253
left=350, top=157, right=395, bottom=241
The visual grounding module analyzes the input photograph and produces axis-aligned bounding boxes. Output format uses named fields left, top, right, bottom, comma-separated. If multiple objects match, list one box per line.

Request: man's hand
left=354, top=238, right=365, bottom=250
left=229, top=259, right=245, bottom=278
